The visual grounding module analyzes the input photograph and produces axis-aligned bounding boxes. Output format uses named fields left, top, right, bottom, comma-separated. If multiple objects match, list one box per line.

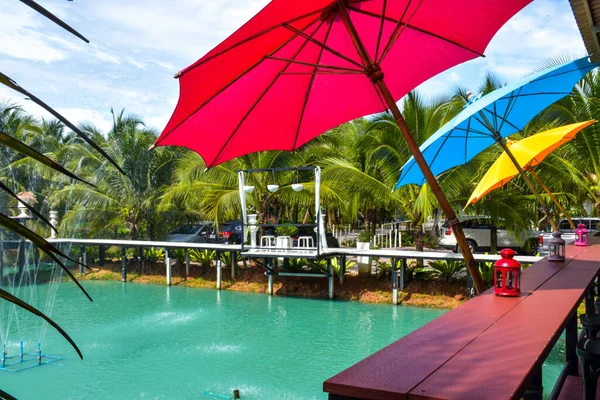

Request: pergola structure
left=570, top=0, right=600, bottom=61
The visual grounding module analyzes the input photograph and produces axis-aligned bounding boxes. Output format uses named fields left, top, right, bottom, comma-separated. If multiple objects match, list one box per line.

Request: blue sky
left=0, top=0, right=587, bottom=134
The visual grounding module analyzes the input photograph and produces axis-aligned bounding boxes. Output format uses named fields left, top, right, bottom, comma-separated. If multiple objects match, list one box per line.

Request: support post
left=99, top=245, right=105, bottom=267
left=565, top=312, right=578, bottom=376
left=267, top=258, right=273, bottom=295
left=400, top=258, right=406, bottom=291
left=165, top=249, right=171, bottom=286
left=339, top=256, right=346, bottom=285
left=121, top=247, right=127, bottom=282
left=230, top=251, right=236, bottom=281
left=336, top=5, right=484, bottom=294
left=185, top=248, right=190, bottom=278
left=586, top=286, right=595, bottom=315
left=216, top=252, right=222, bottom=290
left=328, top=258, right=334, bottom=299
left=523, top=364, right=543, bottom=400
left=81, top=246, right=87, bottom=276
left=392, top=258, right=398, bottom=304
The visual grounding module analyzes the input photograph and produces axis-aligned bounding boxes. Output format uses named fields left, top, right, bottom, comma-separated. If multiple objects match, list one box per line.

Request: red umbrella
left=153, top=0, right=532, bottom=294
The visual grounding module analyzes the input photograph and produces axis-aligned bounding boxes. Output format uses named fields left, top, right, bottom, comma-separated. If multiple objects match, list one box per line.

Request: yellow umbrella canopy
left=466, top=120, right=597, bottom=207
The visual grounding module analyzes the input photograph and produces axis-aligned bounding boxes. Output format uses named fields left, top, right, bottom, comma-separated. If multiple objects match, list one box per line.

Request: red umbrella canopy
left=154, top=0, right=531, bottom=167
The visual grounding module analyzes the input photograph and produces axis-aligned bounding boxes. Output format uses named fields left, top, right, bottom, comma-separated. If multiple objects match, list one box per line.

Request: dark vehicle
left=165, top=223, right=216, bottom=243
left=219, top=220, right=243, bottom=244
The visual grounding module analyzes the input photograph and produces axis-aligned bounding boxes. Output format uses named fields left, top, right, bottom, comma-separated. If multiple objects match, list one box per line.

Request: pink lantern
left=575, top=223, right=589, bottom=246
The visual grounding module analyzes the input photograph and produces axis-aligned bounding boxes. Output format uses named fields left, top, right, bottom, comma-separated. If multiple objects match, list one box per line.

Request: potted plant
left=356, top=230, right=372, bottom=276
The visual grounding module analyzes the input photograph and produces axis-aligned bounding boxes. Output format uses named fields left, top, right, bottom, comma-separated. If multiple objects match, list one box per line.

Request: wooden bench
left=324, top=239, right=600, bottom=400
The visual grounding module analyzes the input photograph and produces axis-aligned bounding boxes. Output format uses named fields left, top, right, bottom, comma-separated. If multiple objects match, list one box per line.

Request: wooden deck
left=324, top=239, right=600, bottom=400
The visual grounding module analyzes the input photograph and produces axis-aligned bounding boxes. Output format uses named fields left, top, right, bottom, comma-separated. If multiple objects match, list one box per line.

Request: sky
left=0, top=0, right=588, bottom=134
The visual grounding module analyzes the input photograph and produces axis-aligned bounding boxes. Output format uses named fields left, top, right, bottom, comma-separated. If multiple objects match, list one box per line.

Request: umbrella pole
left=497, top=139, right=559, bottom=231
left=528, top=168, right=576, bottom=229
left=337, top=4, right=484, bottom=294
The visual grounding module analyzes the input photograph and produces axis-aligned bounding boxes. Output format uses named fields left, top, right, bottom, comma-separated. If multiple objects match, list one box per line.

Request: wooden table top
left=324, top=240, right=600, bottom=400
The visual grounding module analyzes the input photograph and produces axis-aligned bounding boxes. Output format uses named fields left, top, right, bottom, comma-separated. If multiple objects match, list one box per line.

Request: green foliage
left=169, top=249, right=187, bottom=263
left=428, top=260, right=466, bottom=282
left=275, top=225, right=299, bottom=237
left=357, top=230, right=372, bottom=242
left=331, top=257, right=355, bottom=275
left=190, top=249, right=216, bottom=268
left=286, top=258, right=308, bottom=272
left=143, top=247, right=165, bottom=264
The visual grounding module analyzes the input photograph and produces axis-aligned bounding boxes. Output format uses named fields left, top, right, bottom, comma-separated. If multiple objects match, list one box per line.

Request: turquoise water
left=0, top=281, right=448, bottom=399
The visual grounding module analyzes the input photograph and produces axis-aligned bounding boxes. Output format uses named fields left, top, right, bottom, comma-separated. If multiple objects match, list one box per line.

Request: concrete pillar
left=99, top=245, right=105, bottom=267
left=185, top=249, right=190, bottom=278
left=328, top=259, right=334, bottom=299
left=165, top=249, right=171, bottom=286
left=121, top=247, right=127, bottom=282
left=82, top=246, right=87, bottom=274
left=339, top=256, right=346, bottom=285
left=216, top=253, right=222, bottom=290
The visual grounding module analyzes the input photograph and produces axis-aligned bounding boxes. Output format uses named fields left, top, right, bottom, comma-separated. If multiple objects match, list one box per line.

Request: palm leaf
left=0, top=179, right=56, bottom=231
left=0, top=213, right=92, bottom=302
left=19, top=0, right=89, bottom=43
left=0, top=131, right=93, bottom=186
left=0, top=73, right=125, bottom=174
left=0, top=387, right=17, bottom=400
left=0, top=287, right=82, bottom=359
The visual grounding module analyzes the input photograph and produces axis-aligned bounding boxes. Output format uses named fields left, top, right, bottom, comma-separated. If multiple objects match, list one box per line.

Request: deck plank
left=323, top=244, right=590, bottom=400
left=408, top=244, right=600, bottom=400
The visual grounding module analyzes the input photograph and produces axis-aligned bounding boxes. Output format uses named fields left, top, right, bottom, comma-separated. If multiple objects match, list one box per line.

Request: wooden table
left=324, top=239, right=600, bottom=400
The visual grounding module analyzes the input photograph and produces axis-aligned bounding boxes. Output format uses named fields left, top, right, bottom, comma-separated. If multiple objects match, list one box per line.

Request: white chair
left=261, top=235, right=276, bottom=248
left=276, top=236, right=292, bottom=253
left=298, top=236, right=314, bottom=248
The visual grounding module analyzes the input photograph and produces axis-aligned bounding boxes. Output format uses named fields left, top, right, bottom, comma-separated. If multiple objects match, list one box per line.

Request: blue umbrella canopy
left=395, top=57, right=599, bottom=189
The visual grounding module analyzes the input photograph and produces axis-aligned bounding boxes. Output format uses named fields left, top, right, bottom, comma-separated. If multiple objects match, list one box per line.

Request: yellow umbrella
left=466, top=120, right=596, bottom=225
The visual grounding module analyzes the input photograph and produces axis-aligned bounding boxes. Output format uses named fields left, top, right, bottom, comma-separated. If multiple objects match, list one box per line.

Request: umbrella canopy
left=153, top=0, right=534, bottom=295
left=466, top=120, right=596, bottom=206
left=396, top=57, right=599, bottom=188
left=153, top=0, right=531, bottom=167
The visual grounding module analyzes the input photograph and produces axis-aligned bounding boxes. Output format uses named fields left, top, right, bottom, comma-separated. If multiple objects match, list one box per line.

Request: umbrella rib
left=481, top=107, right=524, bottom=134
left=374, top=0, right=388, bottom=62
left=280, top=70, right=363, bottom=75
left=157, top=16, right=321, bottom=145
left=282, top=23, right=364, bottom=69
left=347, top=6, right=485, bottom=62
left=19, top=0, right=89, bottom=43
left=179, top=7, right=329, bottom=77
left=209, top=19, right=327, bottom=167
left=378, top=0, right=420, bottom=62
left=292, top=20, right=335, bottom=151
left=264, top=56, right=362, bottom=72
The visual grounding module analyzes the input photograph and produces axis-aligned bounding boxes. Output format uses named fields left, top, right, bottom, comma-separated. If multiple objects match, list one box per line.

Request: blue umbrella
left=395, top=57, right=599, bottom=189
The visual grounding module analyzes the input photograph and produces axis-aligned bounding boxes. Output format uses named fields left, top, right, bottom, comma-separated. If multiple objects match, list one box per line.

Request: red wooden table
left=324, top=240, right=600, bottom=400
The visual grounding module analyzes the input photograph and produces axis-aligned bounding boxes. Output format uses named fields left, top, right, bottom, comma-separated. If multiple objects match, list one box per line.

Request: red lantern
left=494, top=248, right=521, bottom=297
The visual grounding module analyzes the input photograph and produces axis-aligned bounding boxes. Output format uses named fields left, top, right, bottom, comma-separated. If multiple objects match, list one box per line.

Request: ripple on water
left=200, top=344, right=243, bottom=354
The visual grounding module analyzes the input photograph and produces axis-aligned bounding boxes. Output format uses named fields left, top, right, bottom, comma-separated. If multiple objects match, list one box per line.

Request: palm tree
left=52, top=110, right=181, bottom=240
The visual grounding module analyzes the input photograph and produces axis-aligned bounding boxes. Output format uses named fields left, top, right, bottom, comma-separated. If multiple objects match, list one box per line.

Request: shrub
left=275, top=225, right=298, bottom=236
left=190, top=249, right=216, bottom=267
left=357, top=230, right=372, bottom=243
left=144, top=247, right=165, bottom=264
left=428, top=260, right=466, bottom=282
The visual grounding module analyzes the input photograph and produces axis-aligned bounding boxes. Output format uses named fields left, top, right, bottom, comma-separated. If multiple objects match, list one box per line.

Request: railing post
left=121, top=247, right=127, bottom=282
left=230, top=251, right=236, bottom=282
left=165, top=249, right=171, bottom=286
left=392, top=258, right=398, bottom=304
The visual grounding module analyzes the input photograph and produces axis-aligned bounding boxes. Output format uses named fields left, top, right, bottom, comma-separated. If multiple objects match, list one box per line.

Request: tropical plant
left=190, top=249, right=216, bottom=268
left=144, top=247, right=165, bottom=264
left=428, top=260, right=467, bottom=282
left=357, top=230, right=372, bottom=243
